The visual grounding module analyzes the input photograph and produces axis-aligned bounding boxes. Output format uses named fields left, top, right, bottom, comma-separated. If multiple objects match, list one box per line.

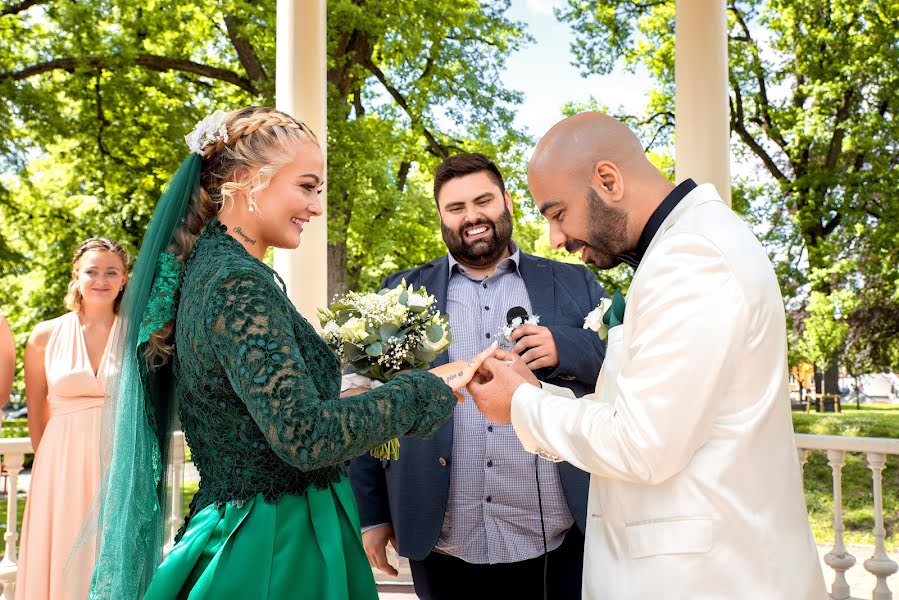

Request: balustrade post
left=0, top=449, right=25, bottom=600
left=167, top=433, right=185, bottom=552
left=864, top=452, right=898, bottom=600
left=797, top=447, right=809, bottom=480
left=824, top=449, right=856, bottom=600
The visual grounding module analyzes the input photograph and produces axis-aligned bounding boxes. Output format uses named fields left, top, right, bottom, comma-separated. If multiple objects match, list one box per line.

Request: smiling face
left=437, top=171, right=514, bottom=268
left=249, top=140, right=324, bottom=250
left=530, top=163, right=631, bottom=270
left=74, top=251, right=128, bottom=309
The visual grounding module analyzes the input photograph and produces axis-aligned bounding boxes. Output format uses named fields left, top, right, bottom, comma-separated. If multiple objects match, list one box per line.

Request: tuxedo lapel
left=518, top=253, right=555, bottom=322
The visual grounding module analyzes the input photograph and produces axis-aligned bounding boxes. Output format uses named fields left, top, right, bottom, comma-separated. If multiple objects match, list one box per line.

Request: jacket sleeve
left=511, top=234, right=746, bottom=485
left=544, top=265, right=608, bottom=387
left=206, top=270, right=457, bottom=472
left=349, top=452, right=392, bottom=528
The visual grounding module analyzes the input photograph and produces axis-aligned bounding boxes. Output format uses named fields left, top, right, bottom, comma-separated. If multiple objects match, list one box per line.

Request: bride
left=81, top=106, right=492, bottom=599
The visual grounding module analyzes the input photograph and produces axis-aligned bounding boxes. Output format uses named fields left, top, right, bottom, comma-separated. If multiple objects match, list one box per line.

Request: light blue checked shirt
left=434, top=244, right=574, bottom=564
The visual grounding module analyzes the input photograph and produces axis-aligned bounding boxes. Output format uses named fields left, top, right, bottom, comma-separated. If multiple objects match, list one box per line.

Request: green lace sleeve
left=205, top=270, right=456, bottom=472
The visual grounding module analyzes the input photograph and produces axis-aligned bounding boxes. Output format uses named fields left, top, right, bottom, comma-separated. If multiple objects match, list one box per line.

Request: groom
left=467, top=113, right=826, bottom=599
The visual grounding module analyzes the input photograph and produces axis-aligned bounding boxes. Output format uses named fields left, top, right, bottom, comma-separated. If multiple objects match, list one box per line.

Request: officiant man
left=468, top=113, right=826, bottom=599
left=349, top=153, right=608, bottom=599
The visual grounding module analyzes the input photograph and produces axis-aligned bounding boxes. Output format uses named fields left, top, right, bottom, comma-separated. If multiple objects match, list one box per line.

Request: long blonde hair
left=145, top=106, right=319, bottom=366
left=65, top=238, right=131, bottom=314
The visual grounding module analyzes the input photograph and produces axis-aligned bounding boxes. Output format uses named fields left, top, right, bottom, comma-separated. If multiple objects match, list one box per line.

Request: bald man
left=467, top=113, right=826, bottom=599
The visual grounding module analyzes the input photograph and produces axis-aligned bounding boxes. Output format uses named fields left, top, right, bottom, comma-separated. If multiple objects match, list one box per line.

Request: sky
left=501, top=0, right=655, bottom=140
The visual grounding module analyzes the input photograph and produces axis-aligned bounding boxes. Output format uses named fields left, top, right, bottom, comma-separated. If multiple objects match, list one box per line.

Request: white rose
left=339, top=317, right=369, bottom=343
left=323, top=320, right=341, bottom=342
left=407, top=292, right=429, bottom=308
left=584, top=298, right=613, bottom=340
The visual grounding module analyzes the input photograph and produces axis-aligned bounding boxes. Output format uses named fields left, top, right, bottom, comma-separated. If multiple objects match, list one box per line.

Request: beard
left=565, top=187, right=630, bottom=270
left=441, top=206, right=514, bottom=268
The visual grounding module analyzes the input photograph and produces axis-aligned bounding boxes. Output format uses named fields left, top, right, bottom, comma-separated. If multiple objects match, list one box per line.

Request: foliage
left=0, top=0, right=534, bottom=395
left=555, top=0, right=899, bottom=371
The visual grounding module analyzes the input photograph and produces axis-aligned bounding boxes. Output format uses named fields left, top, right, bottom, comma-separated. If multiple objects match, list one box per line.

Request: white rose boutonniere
left=584, top=297, right=613, bottom=340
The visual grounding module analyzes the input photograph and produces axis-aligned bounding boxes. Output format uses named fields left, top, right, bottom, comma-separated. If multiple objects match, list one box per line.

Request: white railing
left=796, top=434, right=899, bottom=600
left=0, top=437, right=33, bottom=600
left=0, top=433, right=896, bottom=598
left=0, top=433, right=185, bottom=600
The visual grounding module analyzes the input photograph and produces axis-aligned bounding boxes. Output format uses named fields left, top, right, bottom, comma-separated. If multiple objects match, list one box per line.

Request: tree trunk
left=327, top=241, right=348, bottom=302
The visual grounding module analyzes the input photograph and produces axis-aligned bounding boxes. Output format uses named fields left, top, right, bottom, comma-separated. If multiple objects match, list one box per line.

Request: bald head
left=527, top=112, right=674, bottom=270
left=529, top=112, right=649, bottom=181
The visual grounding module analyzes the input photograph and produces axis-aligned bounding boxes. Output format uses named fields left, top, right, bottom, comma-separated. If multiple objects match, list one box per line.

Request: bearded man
left=467, top=114, right=826, bottom=599
left=349, top=153, right=608, bottom=599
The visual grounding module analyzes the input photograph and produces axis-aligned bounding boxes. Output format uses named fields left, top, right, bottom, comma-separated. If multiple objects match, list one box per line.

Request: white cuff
left=511, top=383, right=564, bottom=463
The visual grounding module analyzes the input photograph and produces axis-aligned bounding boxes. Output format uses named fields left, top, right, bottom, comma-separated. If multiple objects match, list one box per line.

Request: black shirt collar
left=615, top=178, right=697, bottom=268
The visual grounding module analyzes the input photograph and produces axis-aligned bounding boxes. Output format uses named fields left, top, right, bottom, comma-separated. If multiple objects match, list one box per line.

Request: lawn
left=792, top=404, right=899, bottom=551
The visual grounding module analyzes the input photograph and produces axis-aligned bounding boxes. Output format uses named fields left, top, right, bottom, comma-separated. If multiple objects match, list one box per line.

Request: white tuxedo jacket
left=512, top=184, right=826, bottom=599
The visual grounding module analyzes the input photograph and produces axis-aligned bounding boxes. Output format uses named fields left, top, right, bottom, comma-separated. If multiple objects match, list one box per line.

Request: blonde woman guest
left=17, top=238, right=129, bottom=600
left=0, top=311, right=14, bottom=411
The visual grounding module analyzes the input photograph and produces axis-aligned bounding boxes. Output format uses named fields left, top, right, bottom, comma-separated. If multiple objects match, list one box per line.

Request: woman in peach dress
left=17, top=238, right=129, bottom=599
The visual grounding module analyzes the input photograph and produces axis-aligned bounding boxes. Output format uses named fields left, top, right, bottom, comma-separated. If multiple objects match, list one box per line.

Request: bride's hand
left=429, top=342, right=498, bottom=401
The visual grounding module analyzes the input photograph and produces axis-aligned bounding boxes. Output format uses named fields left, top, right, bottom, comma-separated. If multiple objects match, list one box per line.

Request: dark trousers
left=408, top=527, right=584, bottom=600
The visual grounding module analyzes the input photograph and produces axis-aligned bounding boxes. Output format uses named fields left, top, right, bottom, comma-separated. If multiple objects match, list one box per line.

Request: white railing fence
left=0, top=432, right=185, bottom=600
left=0, top=433, right=896, bottom=599
left=796, top=434, right=899, bottom=600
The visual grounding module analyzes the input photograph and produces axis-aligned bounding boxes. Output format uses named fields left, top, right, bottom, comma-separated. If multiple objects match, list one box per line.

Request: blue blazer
left=348, top=252, right=608, bottom=561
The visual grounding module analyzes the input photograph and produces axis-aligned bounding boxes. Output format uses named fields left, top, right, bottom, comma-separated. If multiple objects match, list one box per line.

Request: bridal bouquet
left=318, top=280, right=452, bottom=459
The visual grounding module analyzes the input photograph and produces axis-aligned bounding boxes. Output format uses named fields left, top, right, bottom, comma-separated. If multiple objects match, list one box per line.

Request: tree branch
left=396, top=161, right=411, bottom=192
left=1, top=54, right=258, bottom=93
left=363, top=57, right=449, bottom=159
left=729, top=5, right=789, bottom=153
left=824, top=89, right=854, bottom=170
left=822, top=212, right=842, bottom=236
left=1, top=0, right=47, bottom=17
left=224, top=15, right=267, bottom=82
left=730, top=81, right=790, bottom=183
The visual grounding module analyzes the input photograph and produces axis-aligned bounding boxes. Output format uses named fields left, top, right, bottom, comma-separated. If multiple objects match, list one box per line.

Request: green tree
left=0, top=0, right=534, bottom=393
left=556, top=0, right=899, bottom=371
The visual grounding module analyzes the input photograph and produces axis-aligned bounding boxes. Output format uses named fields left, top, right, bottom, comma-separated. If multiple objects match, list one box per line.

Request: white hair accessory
left=184, top=110, right=230, bottom=155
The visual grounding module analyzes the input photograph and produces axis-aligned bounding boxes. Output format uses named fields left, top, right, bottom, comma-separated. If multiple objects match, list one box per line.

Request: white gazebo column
left=275, top=0, right=328, bottom=320
left=674, top=0, right=731, bottom=206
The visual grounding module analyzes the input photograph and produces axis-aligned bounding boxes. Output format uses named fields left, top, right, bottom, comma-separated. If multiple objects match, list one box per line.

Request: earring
left=248, top=195, right=258, bottom=214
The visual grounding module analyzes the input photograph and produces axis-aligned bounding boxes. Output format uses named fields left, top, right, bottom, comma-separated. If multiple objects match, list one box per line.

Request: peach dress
left=17, top=312, right=116, bottom=600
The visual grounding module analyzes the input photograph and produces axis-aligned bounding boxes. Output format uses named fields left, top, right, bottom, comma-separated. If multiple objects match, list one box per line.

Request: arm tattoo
left=443, top=371, right=465, bottom=384
left=234, top=227, right=256, bottom=245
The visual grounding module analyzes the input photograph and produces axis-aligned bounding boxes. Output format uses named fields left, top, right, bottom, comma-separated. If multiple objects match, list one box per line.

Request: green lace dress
left=144, top=220, right=456, bottom=599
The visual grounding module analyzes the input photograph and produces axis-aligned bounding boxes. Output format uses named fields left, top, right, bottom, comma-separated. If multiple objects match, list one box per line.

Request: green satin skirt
left=144, top=476, right=378, bottom=599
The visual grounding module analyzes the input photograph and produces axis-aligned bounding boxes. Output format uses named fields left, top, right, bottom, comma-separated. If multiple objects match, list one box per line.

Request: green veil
left=67, top=154, right=201, bottom=598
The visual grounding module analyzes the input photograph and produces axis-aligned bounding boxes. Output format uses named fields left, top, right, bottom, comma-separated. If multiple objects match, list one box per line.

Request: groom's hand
left=467, top=358, right=526, bottom=424
left=510, top=325, right=559, bottom=370
left=494, top=349, right=540, bottom=387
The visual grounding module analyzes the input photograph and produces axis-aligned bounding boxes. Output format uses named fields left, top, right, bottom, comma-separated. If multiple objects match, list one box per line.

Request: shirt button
left=487, top=460, right=493, bottom=468
left=482, top=283, right=487, bottom=289
left=487, top=425, right=493, bottom=432
left=484, top=306, right=489, bottom=311
left=485, top=332, right=491, bottom=339
left=486, top=496, right=492, bottom=503
left=438, top=457, right=447, bottom=467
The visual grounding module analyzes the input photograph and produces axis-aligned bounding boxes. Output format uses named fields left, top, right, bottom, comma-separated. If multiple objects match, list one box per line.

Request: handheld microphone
left=506, top=306, right=529, bottom=326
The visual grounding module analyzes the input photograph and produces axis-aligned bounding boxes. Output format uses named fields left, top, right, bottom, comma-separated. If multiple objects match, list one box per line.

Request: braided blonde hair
left=145, top=106, right=319, bottom=366
left=65, top=238, right=131, bottom=314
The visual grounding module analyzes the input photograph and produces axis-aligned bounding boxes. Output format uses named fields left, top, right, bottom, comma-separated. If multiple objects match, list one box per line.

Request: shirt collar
left=448, top=241, right=521, bottom=280
left=615, top=178, right=697, bottom=268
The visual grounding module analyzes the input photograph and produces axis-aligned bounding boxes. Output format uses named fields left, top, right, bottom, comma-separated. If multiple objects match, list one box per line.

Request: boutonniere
left=583, top=290, right=626, bottom=341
